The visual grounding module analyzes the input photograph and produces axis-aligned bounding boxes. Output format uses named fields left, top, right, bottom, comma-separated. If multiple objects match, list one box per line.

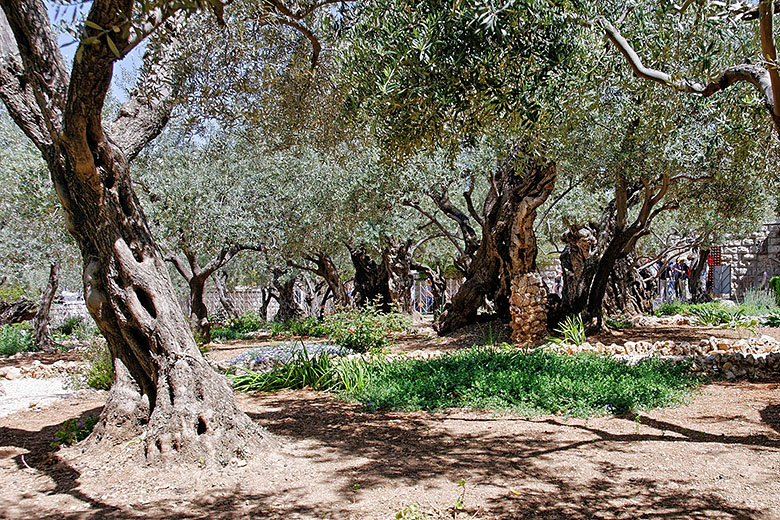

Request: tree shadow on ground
left=0, top=406, right=345, bottom=519
left=245, top=392, right=773, bottom=519
left=1, top=393, right=775, bottom=519
left=760, top=404, right=780, bottom=435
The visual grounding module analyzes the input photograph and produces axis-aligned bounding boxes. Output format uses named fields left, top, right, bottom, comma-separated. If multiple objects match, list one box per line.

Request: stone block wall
left=719, top=222, right=780, bottom=299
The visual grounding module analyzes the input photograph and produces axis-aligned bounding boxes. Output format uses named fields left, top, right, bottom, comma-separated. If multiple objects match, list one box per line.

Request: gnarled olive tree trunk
left=33, top=262, right=59, bottom=351
left=436, top=142, right=556, bottom=342
left=290, top=252, right=350, bottom=307
left=349, top=244, right=391, bottom=310
left=688, top=246, right=711, bottom=303
left=602, top=256, right=653, bottom=317
left=382, top=239, right=416, bottom=314
left=0, top=1, right=265, bottom=464
left=272, top=273, right=303, bottom=323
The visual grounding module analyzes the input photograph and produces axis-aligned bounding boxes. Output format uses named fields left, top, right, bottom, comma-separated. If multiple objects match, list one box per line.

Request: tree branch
left=402, top=200, right=465, bottom=257
left=760, top=0, right=780, bottom=116
left=594, top=14, right=780, bottom=134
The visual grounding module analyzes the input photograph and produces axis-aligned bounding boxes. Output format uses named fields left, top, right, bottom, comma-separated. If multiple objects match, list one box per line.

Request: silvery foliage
left=0, top=113, right=80, bottom=295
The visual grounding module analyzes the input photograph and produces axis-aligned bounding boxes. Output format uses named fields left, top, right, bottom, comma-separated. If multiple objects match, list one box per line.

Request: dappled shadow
left=0, top=405, right=351, bottom=520
left=0, top=406, right=126, bottom=516
left=245, top=392, right=772, bottom=519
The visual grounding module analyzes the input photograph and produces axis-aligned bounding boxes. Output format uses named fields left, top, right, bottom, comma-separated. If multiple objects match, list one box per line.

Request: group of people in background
left=656, top=257, right=692, bottom=302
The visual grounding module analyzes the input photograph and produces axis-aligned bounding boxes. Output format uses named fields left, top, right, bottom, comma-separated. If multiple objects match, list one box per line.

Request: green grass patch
left=344, top=348, right=702, bottom=416
left=0, top=322, right=35, bottom=356
left=233, top=346, right=703, bottom=417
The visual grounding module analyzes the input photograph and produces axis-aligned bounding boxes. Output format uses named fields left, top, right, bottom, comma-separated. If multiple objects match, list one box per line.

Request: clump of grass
left=233, top=346, right=703, bottom=417
left=231, top=347, right=334, bottom=392
left=343, top=347, right=702, bottom=416
left=0, top=322, right=35, bottom=356
left=655, top=301, right=725, bottom=317
left=546, top=314, right=586, bottom=346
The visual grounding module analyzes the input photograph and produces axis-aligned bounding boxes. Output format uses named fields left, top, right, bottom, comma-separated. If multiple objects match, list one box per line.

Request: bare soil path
left=0, top=325, right=779, bottom=519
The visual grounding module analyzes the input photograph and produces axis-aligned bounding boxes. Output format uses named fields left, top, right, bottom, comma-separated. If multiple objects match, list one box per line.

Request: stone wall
left=719, top=222, right=780, bottom=299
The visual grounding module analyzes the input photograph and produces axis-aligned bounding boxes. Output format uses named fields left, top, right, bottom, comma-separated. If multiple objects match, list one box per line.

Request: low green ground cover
left=655, top=290, right=780, bottom=328
left=0, top=322, right=35, bottom=356
left=232, top=346, right=702, bottom=417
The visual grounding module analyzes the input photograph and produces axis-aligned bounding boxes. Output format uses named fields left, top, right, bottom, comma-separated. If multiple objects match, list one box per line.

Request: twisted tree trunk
left=213, top=271, right=238, bottom=318
left=273, top=275, right=303, bottom=323
left=382, top=240, right=415, bottom=314
left=349, top=244, right=390, bottom=310
left=0, top=1, right=266, bottom=464
left=436, top=142, right=556, bottom=339
left=33, top=262, right=59, bottom=351
left=688, top=246, right=711, bottom=303
left=603, top=256, right=653, bottom=317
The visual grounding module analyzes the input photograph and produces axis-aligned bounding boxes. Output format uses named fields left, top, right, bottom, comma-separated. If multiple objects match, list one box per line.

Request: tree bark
left=349, top=244, right=390, bottom=309
left=382, top=240, right=416, bottom=314
left=189, top=275, right=211, bottom=344
left=436, top=142, right=556, bottom=336
left=33, top=262, right=59, bottom=351
left=273, top=274, right=303, bottom=322
left=290, top=252, right=350, bottom=307
left=0, top=0, right=266, bottom=464
left=213, top=270, right=238, bottom=318
left=0, top=299, right=37, bottom=325
left=688, top=246, right=711, bottom=303
left=603, top=256, right=653, bottom=317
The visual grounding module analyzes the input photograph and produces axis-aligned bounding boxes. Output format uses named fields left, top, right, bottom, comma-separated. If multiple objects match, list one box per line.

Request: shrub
left=762, top=313, right=780, bottom=327
left=211, top=312, right=267, bottom=342
left=770, top=276, right=780, bottom=305
left=738, top=289, right=780, bottom=316
left=51, top=415, right=100, bottom=448
left=343, top=347, right=702, bottom=416
left=0, top=322, right=35, bottom=356
left=323, top=305, right=411, bottom=353
left=270, top=316, right=327, bottom=338
left=54, top=316, right=99, bottom=341
left=210, top=326, right=246, bottom=342
left=83, top=341, right=113, bottom=390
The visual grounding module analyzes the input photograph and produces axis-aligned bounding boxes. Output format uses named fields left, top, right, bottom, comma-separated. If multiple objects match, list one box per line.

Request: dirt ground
left=2, top=325, right=780, bottom=519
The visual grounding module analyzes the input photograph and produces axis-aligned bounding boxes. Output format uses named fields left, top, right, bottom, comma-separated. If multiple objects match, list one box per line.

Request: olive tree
left=0, top=0, right=336, bottom=464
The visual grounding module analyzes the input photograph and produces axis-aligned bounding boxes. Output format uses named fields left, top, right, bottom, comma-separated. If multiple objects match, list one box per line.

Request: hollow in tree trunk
left=33, top=262, right=59, bottom=351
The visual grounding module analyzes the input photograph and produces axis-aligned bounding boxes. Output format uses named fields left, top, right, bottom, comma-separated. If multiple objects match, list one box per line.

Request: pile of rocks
left=509, top=272, right=548, bottom=344
left=0, top=360, right=85, bottom=380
